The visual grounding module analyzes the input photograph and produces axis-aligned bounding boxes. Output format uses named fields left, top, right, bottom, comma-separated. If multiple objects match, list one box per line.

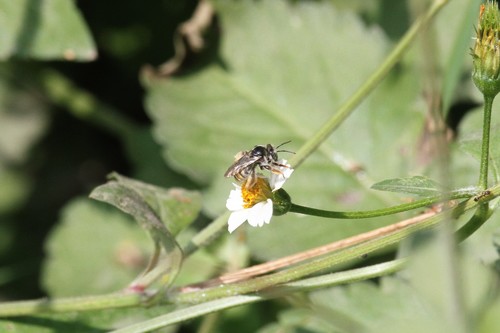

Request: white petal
left=226, top=184, right=244, bottom=211
left=246, top=199, right=273, bottom=227
left=261, top=199, right=273, bottom=224
left=228, top=210, right=249, bottom=233
left=270, top=160, right=294, bottom=191
left=247, top=202, right=265, bottom=227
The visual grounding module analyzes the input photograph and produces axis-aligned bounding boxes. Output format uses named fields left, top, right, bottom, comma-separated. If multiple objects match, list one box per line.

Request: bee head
left=265, top=144, right=279, bottom=161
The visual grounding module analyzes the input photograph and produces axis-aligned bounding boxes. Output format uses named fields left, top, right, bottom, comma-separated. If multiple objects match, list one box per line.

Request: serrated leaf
left=0, top=0, right=96, bottom=61
left=144, top=0, right=425, bottom=259
left=371, top=176, right=443, bottom=197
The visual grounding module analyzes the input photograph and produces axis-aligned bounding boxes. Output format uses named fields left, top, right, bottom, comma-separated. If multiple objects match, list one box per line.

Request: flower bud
left=472, top=2, right=500, bottom=97
left=272, top=188, right=292, bottom=216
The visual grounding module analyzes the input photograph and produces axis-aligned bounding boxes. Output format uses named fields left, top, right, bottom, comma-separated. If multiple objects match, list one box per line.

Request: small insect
left=224, top=141, right=294, bottom=187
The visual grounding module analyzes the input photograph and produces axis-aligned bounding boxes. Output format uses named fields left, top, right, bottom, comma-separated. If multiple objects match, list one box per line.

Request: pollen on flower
left=241, top=177, right=272, bottom=208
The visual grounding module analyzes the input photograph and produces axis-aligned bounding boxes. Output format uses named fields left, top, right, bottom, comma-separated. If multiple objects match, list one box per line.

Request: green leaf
left=437, top=0, right=480, bottom=114
left=460, top=125, right=500, bottom=184
left=0, top=65, right=49, bottom=213
left=304, top=240, right=496, bottom=333
left=309, top=278, right=440, bottom=333
left=89, top=180, right=184, bottom=290
left=259, top=308, right=337, bottom=333
left=106, top=172, right=202, bottom=236
left=0, top=168, right=31, bottom=214
left=0, top=0, right=96, bottom=61
left=371, top=176, right=443, bottom=197
left=42, top=198, right=152, bottom=296
left=0, top=305, right=176, bottom=333
left=405, top=237, right=493, bottom=324
left=144, top=0, right=425, bottom=259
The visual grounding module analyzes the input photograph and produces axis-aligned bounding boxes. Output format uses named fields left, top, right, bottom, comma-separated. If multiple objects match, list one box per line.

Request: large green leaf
left=42, top=198, right=152, bottom=297
left=144, top=0, right=426, bottom=259
left=89, top=180, right=186, bottom=291
left=0, top=0, right=96, bottom=61
left=306, top=253, right=494, bottom=333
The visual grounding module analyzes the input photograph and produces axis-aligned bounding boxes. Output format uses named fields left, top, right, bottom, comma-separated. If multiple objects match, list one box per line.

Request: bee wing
left=224, top=154, right=259, bottom=177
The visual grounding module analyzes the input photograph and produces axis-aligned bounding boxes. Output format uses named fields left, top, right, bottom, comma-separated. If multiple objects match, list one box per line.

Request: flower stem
left=173, top=189, right=492, bottom=305
left=288, top=191, right=472, bottom=219
left=289, top=0, right=450, bottom=169
left=0, top=293, right=142, bottom=317
left=456, top=204, right=492, bottom=242
left=180, top=211, right=230, bottom=256
left=478, top=94, right=495, bottom=189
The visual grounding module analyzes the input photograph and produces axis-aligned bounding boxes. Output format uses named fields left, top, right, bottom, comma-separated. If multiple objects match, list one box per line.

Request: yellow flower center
left=241, top=177, right=272, bottom=208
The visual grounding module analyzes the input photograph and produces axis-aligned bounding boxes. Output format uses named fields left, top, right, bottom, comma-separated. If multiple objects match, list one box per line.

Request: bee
left=224, top=141, right=294, bottom=187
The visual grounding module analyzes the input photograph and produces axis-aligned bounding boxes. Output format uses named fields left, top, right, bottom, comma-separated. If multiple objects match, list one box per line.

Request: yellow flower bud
left=472, top=2, right=500, bottom=97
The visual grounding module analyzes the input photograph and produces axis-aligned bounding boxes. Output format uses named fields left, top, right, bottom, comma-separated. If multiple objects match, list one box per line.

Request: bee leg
left=245, top=172, right=257, bottom=189
left=269, top=168, right=284, bottom=175
left=274, top=162, right=290, bottom=168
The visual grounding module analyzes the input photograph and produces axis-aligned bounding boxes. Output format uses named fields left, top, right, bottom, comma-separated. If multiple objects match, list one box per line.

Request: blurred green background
left=0, top=0, right=200, bottom=300
left=3, top=0, right=499, bottom=332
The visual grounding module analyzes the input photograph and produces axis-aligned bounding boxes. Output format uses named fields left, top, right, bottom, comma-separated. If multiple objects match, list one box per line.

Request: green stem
left=288, top=191, right=472, bottom=219
left=180, top=211, right=230, bottom=257
left=455, top=202, right=494, bottom=242
left=40, top=69, right=139, bottom=138
left=289, top=0, right=450, bottom=169
left=0, top=293, right=142, bottom=317
left=2, top=186, right=498, bottom=318
left=173, top=186, right=498, bottom=304
left=110, top=260, right=406, bottom=333
left=478, top=94, right=495, bottom=189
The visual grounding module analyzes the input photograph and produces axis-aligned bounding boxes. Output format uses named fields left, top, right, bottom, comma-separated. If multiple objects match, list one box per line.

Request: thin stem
left=40, top=69, right=138, bottom=138
left=180, top=211, right=230, bottom=257
left=173, top=187, right=496, bottom=304
left=478, top=94, right=495, bottom=189
left=288, top=191, right=472, bottom=219
left=455, top=201, right=494, bottom=242
left=0, top=293, right=142, bottom=317
left=289, top=0, right=450, bottom=169
left=2, top=185, right=498, bottom=318
left=110, top=260, right=406, bottom=333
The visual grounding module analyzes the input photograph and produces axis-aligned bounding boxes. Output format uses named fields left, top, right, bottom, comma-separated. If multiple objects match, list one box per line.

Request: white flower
left=270, top=159, right=294, bottom=190
left=226, top=160, right=293, bottom=233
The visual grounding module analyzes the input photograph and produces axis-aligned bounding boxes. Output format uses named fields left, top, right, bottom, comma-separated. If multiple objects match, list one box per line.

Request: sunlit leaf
left=144, top=0, right=425, bottom=259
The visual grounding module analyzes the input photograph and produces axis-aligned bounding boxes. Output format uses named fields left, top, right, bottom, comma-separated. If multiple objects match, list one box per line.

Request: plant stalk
left=289, top=0, right=450, bottom=169
left=288, top=191, right=472, bottom=219
left=478, top=94, right=495, bottom=189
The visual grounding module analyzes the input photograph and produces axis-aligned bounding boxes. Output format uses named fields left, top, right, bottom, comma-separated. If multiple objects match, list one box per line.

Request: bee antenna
left=276, top=149, right=295, bottom=154
left=275, top=140, right=291, bottom=149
